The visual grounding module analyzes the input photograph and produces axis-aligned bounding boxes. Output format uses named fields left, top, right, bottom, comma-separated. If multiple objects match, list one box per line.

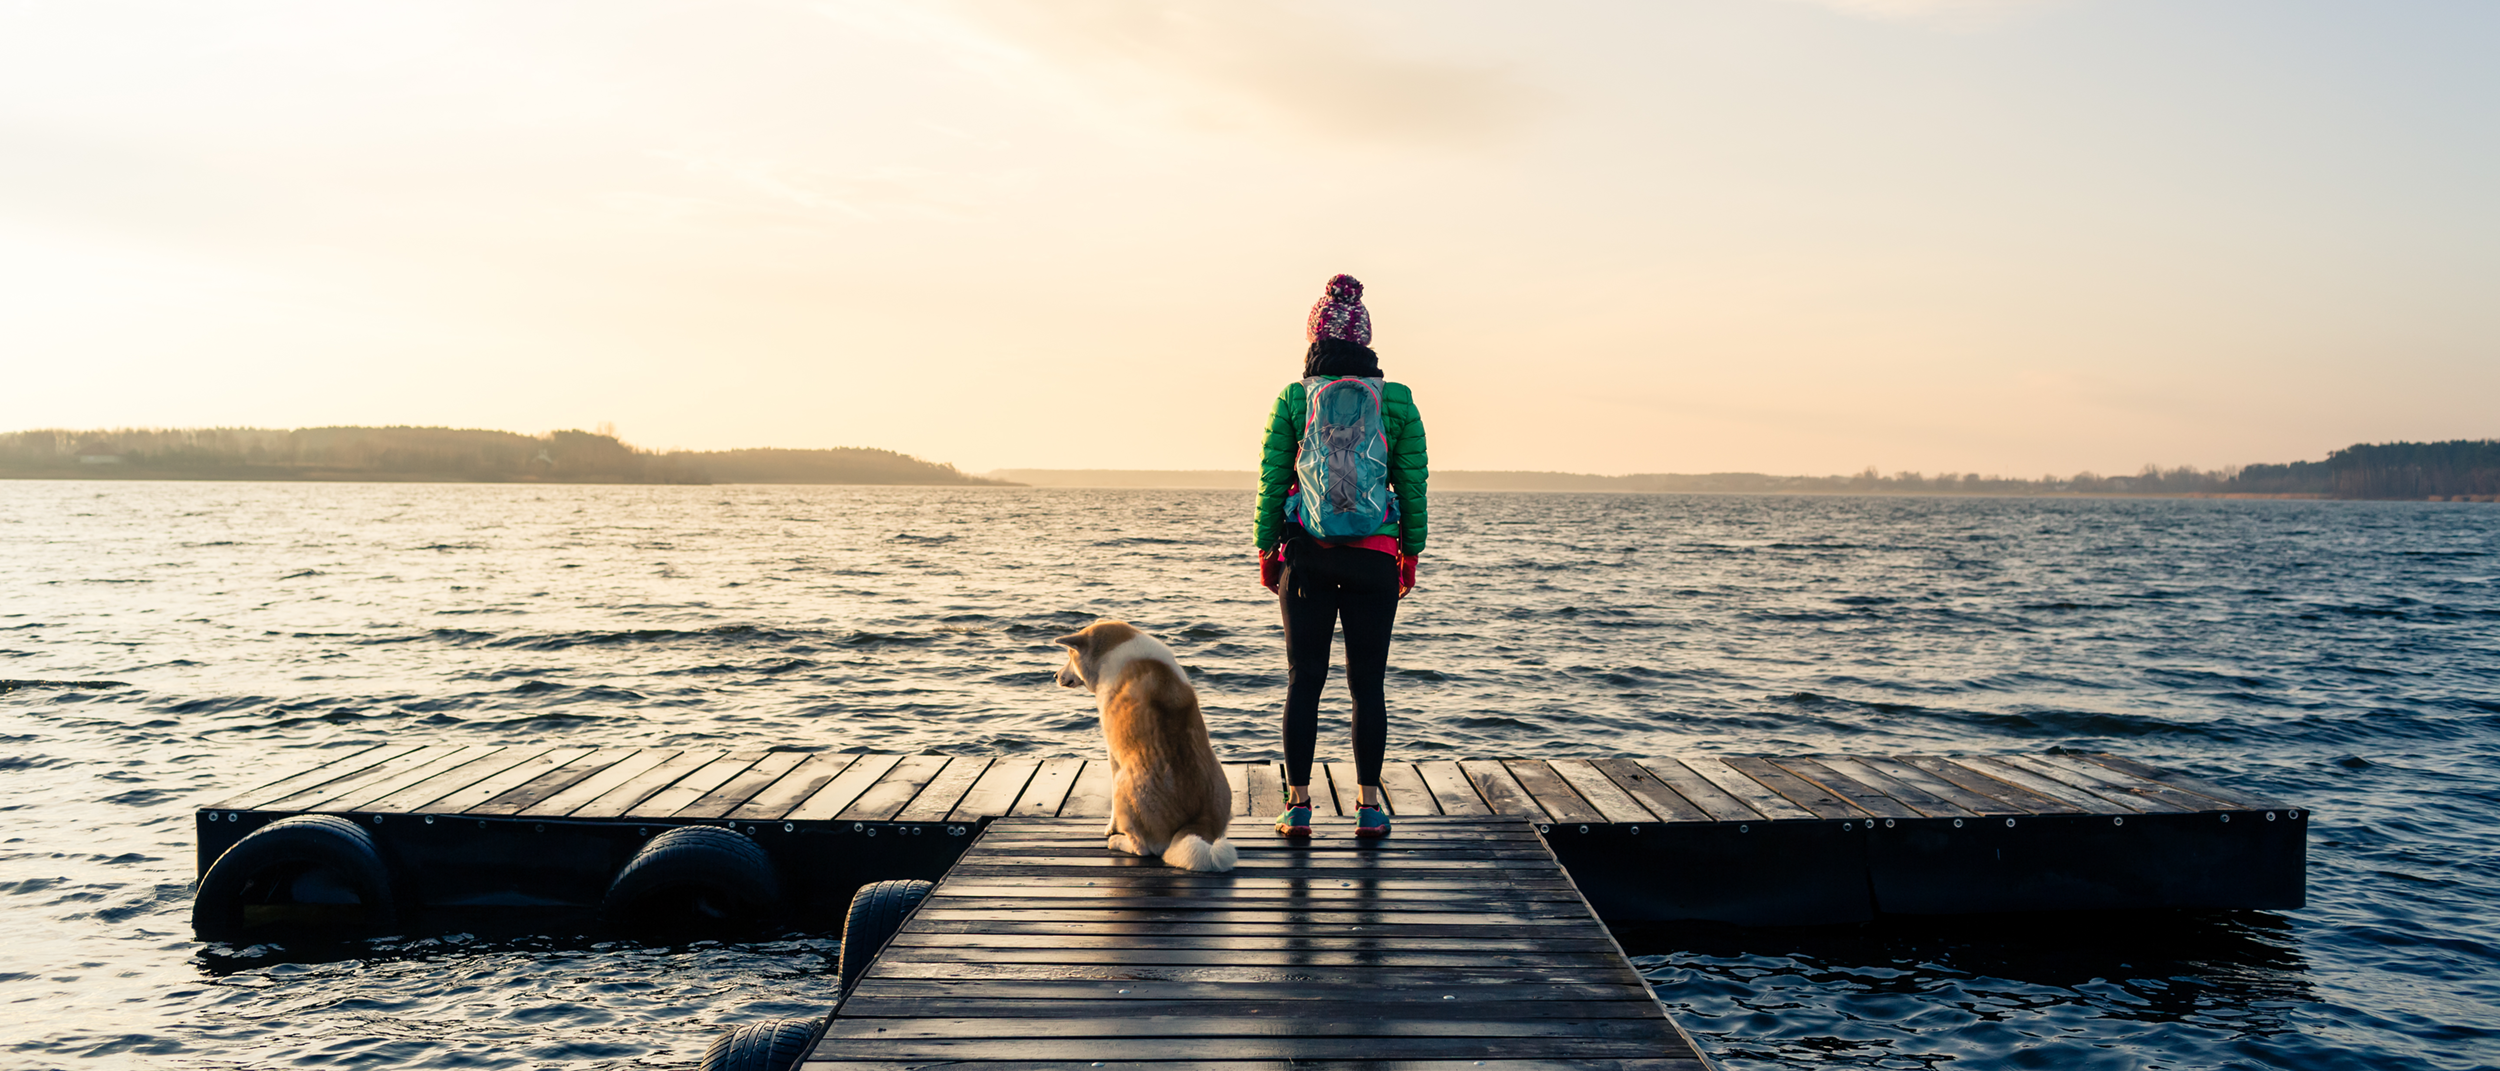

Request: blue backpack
left=1287, top=376, right=1398, bottom=541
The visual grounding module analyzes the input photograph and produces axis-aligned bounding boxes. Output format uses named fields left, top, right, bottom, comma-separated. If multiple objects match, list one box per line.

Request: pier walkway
left=819, top=814, right=1710, bottom=1070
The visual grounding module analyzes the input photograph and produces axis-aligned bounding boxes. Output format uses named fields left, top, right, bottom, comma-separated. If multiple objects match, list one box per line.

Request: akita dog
left=1053, top=620, right=1238, bottom=872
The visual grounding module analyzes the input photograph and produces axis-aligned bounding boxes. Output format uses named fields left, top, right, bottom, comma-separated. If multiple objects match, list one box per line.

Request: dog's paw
left=1106, top=833, right=1142, bottom=856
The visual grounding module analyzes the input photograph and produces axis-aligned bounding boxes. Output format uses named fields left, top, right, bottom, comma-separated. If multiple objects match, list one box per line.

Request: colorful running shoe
left=1275, top=800, right=1312, bottom=837
left=1356, top=802, right=1392, bottom=838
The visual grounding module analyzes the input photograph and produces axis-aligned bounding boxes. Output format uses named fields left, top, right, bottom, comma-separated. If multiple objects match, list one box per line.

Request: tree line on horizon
left=1446, top=440, right=2497, bottom=499
left=0, top=426, right=1011, bottom=486
left=1, top=426, right=2492, bottom=499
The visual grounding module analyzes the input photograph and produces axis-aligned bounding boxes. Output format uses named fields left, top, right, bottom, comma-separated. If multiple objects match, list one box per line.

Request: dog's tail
left=1163, top=830, right=1238, bottom=873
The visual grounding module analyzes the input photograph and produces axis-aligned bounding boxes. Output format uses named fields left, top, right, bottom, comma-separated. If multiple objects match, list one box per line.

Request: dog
left=1054, top=620, right=1237, bottom=872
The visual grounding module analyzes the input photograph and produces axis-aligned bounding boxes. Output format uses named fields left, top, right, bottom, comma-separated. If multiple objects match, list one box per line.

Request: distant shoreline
left=6, top=428, right=2494, bottom=500
left=987, top=468, right=2495, bottom=502
left=6, top=472, right=2494, bottom=502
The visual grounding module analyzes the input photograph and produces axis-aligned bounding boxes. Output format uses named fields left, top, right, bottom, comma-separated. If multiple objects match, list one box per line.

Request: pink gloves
left=1259, top=549, right=1283, bottom=593
left=1398, top=553, right=1419, bottom=597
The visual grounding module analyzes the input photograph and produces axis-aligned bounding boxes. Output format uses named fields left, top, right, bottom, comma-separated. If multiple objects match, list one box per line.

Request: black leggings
left=1279, top=541, right=1400, bottom=789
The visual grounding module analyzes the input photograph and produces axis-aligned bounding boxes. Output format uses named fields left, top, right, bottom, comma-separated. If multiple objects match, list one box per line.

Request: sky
left=1, top=0, right=2493, bottom=477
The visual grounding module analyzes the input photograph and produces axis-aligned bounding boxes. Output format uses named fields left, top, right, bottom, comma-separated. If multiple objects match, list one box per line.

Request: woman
left=1254, top=274, right=1429, bottom=839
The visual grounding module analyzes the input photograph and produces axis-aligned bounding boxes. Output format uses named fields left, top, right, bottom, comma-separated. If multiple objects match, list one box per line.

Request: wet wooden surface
left=816, top=815, right=1709, bottom=1068
left=210, top=749, right=2289, bottom=828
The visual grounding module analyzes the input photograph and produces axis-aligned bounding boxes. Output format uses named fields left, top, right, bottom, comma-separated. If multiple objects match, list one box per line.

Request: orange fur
left=1055, top=620, right=1236, bottom=871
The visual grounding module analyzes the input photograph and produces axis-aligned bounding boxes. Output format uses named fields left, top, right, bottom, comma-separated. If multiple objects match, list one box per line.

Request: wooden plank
left=626, top=751, right=767, bottom=819
left=840, top=755, right=954, bottom=822
left=1245, top=763, right=1285, bottom=822
left=869, top=956, right=1633, bottom=982
left=1308, top=763, right=1341, bottom=816
left=895, top=757, right=997, bottom=823
left=2076, top=753, right=2288, bottom=809
left=1375, top=762, right=1438, bottom=816
left=1954, top=756, right=2140, bottom=813
left=1675, top=757, right=1812, bottom=820
left=254, top=745, right=465, bottom=812
left=845, top=978, right=1650, bottom=1002
left=426, top=748, right=599, bottom=815
left=523, top=748, right=679, bottom=818
left=2027, top=754, right=2223, bottom=812
left=1543, top=760, right=1656, bottom=825
left=946, top=758, right=1038, bottom=822
left=882, top=932, right=1624, bottom=953
left=1011, top=757, right=1087, bottom=817
left=1586, top=759, right=1707, bottom=823
left=363, top=747, right=542, bottom=814
left=726, top=752, right=860, bottom=822
left=968, top=823, right=1547, bottom=840
left=569, top=749, right=725, bottom=819
left=1845, top=756, right=2008, bottom=816
left=978, top=825, right=1542, bottom=843
left=284, top=744, right=492, bottom=812
left=1504, top=760, right=1605, bottom=824
left=904, top=919, right=1613, bottom=939
left=1811, top=756, right=1978, bottom=819
left=934, top=878, right=1581, bottom=897
left=1631, top=759, right=1762, bottom=822
left=207, top=744, right=404, bottom=811
left=819, top=1015, right=1681, bottom=1039
left=947, top=861, right=1561, bottom=881
left=803, top=1057, right=1705, bottom=1071
left=1054, top=759, right=1115, bottom=819
left=1775, top=757, right=1921, bottom=820
left=926, top=887, right=1584, bottom=907
left=470, top=747, right=641, bottom=817
left=1721, top=756, right=1860, bottom=819
left=884, top=933, right=1625, bottom=954
left=784, top=753, right=905, bottom=822
left=1462, top=760, right=1550, bottom=821
left=1326, top=761, right=1366, bottom=816
left=914, top=906, right=1589, bottom=928
left=1222, top=763, right=1251, bottom=817
left=952, top=856, right=1555, bottom=873
left=1897, top=755, right=2081, bottom=815
left=830, top=997, right=1672, bottom=1021
left=677, top=749, right=814, bottom=820
left=804, top=1034, right=1679, bottom=1060
left=1414, top=761, right=1490, bottom=816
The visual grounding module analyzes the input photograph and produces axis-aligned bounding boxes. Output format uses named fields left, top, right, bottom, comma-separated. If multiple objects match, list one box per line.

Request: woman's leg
left=1278, top=547, right=1342, bottom=796
left=1336, top=550, right=1402, bottom=788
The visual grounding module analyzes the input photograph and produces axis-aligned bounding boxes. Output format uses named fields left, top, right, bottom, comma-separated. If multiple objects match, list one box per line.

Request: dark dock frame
left=194, top=748, right=2305, bottom=1068
left=196, top=747, right=2306, bottom=929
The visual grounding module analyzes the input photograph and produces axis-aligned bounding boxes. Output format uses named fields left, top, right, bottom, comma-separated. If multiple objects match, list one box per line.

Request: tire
left=838, top=879, right=934, bottom=992
left=192, top=814, right=397, bottom=940
left=603, top=825, right=780, bottom=935
left=698, top=1017, right=822, bottom=1071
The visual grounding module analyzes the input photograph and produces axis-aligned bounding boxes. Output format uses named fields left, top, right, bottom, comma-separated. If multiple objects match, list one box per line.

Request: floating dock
left=194, top=747, right=2305, bottom=931
left=818, top=813, right=1712, bottom=1069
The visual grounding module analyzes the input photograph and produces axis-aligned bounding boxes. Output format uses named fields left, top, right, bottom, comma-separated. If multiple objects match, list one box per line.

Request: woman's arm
left=1253, top=384, right=1302, bottom=551
left=1385, top=384, right=1428, bottom=555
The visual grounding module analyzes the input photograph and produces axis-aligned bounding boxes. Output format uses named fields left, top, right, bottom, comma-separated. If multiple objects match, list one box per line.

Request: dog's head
left=1053, top=619, right=1143, bottom=693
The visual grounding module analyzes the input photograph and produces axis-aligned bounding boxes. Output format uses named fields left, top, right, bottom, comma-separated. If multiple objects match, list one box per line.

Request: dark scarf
left=1303, top=338, right=1383, bottom=378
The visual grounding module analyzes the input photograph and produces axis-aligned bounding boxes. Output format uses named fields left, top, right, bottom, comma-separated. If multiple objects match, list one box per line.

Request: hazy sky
left=3, top=0, right=2493, bottom=476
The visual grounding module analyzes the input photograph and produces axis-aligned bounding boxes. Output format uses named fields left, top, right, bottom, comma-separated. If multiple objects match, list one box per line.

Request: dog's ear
left=1053, top=629, right=1089, bottom=651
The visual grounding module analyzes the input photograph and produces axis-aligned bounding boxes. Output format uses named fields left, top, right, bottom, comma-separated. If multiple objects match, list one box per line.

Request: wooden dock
left=195, top=748, right=2306, bottom=930
left=817, top=813, right=1711, bottom=1069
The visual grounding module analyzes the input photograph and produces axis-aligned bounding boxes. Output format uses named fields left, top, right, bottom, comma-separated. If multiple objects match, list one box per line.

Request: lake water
left=2, top=481, right=2495, bottom=1069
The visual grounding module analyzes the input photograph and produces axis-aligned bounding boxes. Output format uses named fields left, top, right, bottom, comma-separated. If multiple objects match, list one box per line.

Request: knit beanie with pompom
left=1305, top=274, right=1371, bottom=347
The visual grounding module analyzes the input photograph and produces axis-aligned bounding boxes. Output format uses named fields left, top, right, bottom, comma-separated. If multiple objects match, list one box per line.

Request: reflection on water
left=2, top=482, right=2496, bottom=1068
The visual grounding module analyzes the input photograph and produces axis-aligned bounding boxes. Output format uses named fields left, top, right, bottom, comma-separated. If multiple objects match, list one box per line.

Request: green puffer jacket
left=1254, top=379, right=1429, bottom=555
